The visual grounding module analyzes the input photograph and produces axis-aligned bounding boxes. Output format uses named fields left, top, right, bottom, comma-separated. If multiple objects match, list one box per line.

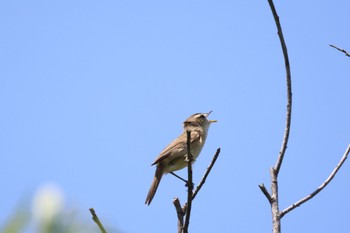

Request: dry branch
left=192, top=148, right=221, bottom=200
left=258, top=183, right=272, bottom=204
left=173, top=198, right=185, bottom=233
left=330, top=44, right=350, bottom=57
left=280, top=144, right=350, bottom=218
left=261, top=2, right=349, bottom=233
left=173, top=135, right=220, bottom=232
left=268, top=0, right=292, bottom=175
left=259, top=1, right=291, bottom=232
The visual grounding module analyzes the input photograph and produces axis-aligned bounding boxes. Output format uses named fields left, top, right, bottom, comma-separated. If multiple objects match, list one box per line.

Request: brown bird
left=145, top=112, right=217, bottom=205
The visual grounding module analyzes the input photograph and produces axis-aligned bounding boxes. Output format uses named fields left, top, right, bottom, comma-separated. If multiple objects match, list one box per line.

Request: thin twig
left=192, top=148, right=221, bottom=200
left=258, top=183, right=272, bottom=204
left=330, top=44, right=350, bottom=57
left=183, top=130, right=194, bottom=233
left=267, top=0, right=293, bottom=175
left=280, top=144, right=350, bottom=218
left=89, top=208, right=107, bottom=233
left=173, top=198, right=185, bottom=233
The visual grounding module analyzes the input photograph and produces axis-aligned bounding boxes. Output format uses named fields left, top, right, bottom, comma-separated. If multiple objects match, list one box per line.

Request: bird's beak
left=206, top=111, right=217, bottom=123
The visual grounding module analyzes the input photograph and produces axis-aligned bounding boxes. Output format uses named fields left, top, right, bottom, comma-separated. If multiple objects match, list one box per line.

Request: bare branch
left=280, top=144, right=350, bottom=218
left=258, top=183, right=272, bottom=204
left=183, top=130, right=194, bottom=233
left=263, top=2, right=348, bottom=233
left=267, top=0, right=293, bottom=175
left=330, top=44, right=350, bottom=57
left=192, top=148, right=221, bottom=200
left=264, top=1, right=291, bottom=232
left=173, top=198, right=185, bottom=233
left=270, top=167, right=281, bottom=233
left=89, top=208, right=107, bottom=233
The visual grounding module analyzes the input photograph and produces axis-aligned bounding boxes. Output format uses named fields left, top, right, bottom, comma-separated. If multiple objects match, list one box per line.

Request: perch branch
left=172, top=132, right=220, bottom=232
left=183, top=130, right=194, bottom=233
left=280, top=144, right=350, bottom=218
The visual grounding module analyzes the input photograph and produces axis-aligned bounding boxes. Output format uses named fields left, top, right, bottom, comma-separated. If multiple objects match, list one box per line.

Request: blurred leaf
left=1, top=207, right=29, bottom=233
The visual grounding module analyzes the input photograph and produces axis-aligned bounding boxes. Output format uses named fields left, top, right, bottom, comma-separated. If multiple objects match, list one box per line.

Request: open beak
left=206, top=111, right=217, bottom=123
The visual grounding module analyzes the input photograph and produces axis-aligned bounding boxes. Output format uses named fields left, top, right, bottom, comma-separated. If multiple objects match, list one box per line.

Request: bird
left=145, top=111, right=217, bottom=205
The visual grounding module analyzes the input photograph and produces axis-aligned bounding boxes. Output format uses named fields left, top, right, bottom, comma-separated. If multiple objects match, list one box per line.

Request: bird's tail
left=145, top=166, right=163, bottom=205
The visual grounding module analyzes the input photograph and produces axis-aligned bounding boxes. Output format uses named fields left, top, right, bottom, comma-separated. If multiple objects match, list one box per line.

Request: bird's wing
left=151, top=130, right=201, bottom=165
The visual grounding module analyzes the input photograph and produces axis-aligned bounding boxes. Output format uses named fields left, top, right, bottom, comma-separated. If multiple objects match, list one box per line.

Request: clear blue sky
left=1, top=1, right=349, bottom=233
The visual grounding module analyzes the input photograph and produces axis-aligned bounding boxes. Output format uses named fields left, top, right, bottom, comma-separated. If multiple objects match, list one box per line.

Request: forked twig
left=259, top=1, right=292, bottom=233
left=173, top=136, right=220, bottom=232
left=261, top=4, right=349, bottom=233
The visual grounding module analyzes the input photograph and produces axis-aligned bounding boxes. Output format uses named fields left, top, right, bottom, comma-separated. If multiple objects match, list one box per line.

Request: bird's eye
left=199, top=114, right=205, bottom=118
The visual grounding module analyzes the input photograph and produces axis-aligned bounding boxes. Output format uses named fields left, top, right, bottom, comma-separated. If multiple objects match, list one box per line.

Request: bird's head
left=183, top=111, right=217, bottom=129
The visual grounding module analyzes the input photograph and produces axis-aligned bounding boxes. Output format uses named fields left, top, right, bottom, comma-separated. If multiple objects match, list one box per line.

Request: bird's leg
left=170, top=172, right=194, bottom=187
left=170, top=172, right=187, bottom=183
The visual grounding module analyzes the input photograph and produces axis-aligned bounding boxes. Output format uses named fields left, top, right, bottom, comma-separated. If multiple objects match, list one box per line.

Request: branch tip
left=259, top=184, right=272, bottom=204
left=89, top=208, right=107, bottom=233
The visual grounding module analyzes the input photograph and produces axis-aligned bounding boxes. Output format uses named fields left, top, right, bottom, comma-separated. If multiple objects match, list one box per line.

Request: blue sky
left=1, top=1, right=349, bottom=233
